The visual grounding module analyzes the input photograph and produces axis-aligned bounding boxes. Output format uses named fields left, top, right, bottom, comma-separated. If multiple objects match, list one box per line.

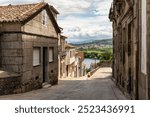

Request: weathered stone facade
left=109, top=0, right=138, bottom=99
left=59, top=35, right=67, bottom=78
left=59, top=43, right=86, bottom=78
left=65, top=44, right=77, bottom=78
left=109, top=0, right=150, bottom=99
left=76, top=51, right=86, bottom=77
left=0, top=3, right=60, bottom=95
left=0, top=70, right=21, bottom=95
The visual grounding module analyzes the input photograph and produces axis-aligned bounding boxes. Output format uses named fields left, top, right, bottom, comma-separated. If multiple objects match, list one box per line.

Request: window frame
left=42, top=10, right=48, bottom=26
left=33, top=47, right=41, bottom=67
left=49, top=47, right=54, bottom=63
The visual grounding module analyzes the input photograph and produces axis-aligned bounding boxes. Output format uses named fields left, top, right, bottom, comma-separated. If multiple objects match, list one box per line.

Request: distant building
left=58, top=35, right=67, bottom=78
left=76, top=51, right=86, bottom=77
left=0, top=2, right=61, bottom=95
left=65, top=44, right=77, bottom=77
left=60, top=43, right=86, bottom=78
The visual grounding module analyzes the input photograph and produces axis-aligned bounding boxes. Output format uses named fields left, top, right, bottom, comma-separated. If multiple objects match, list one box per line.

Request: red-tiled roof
left=65, top=44, right=76, bottom=49
left=0, top=3, right=47, bottom=22
left=0, top=2, right=61, bottom=33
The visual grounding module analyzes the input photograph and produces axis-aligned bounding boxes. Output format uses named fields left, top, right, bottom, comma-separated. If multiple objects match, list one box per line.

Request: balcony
left=66, top=56, right=75, bottom=65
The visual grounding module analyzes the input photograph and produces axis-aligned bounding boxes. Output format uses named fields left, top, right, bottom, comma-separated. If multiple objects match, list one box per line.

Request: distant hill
left=70, top=39, right=112, bottom=46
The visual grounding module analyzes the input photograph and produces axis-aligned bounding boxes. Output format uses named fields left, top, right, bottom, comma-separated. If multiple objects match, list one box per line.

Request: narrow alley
left=0, top=67, right=126, bottom=100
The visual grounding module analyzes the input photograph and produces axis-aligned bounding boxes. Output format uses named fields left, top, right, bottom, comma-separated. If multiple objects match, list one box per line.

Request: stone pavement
left=0, top=67, right=127, bottom=100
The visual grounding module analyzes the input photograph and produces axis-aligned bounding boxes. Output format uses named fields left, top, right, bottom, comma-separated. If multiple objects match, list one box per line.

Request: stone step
left=42, top=83, right=51, bottom=88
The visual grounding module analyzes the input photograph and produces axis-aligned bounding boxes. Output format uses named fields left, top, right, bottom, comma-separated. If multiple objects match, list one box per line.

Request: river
left=83, top=58, right=100, bottom=69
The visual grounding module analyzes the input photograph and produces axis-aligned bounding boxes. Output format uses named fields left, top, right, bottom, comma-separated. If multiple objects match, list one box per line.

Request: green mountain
left=70, top=39, right=112, bottom=46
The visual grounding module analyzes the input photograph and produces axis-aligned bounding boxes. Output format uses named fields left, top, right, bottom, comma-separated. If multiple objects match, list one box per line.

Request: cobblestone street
left=0, top=67, right=126, bottom=100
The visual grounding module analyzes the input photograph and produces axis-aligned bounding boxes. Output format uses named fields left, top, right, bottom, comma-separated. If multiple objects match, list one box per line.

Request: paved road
left=0, top=67, right=126, bottom=100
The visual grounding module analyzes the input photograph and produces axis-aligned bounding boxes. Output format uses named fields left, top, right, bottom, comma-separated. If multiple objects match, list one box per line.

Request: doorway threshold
left=42, top=82, right=52, bottom=88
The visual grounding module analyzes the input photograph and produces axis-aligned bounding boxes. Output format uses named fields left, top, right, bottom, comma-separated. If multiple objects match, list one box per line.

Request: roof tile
left=0, top=2, right=46, bottom=22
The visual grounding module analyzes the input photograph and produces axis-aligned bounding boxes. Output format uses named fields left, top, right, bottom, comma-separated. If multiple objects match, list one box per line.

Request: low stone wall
left=0, top=70, right=21, bottom=95
left=98, top=61, right=112, bottom=67
left=20, top=79, right=42, bottom=93
left=49, top=73, right=58, bottom=85
left=0, top=70, right=42, bottom=95
left=87, top=67, right=99, bottom=77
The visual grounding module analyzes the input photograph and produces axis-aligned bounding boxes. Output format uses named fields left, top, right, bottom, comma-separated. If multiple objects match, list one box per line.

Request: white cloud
left=47, top=0, right=91, bottom=16
left=0, top=0, right=41, bottom=5
left=95, top=0, right=112, bottom=15
left=59, top=14, right=112, bottom=40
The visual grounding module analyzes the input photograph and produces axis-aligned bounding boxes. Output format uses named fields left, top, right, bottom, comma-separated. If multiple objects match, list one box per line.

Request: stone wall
left=0, top=70, right=21, bottom=95
left=0, top=76, right=21, bottom=95
left=87, top=67, right=99, bottom=78
left=110, top=0, right=150, bottom=99
left=0, top=33, right=58, bottom=95
left=138, top=73, right=147, bottom=99
left=0, top=33, right=23, bottom=73
left=0, top=7, right=59, bottom=95
left=21, top=8, right=59, bottom=85
left=109, top=0, right=139, bottom=99
left=21, top=9, right=58, bottom=38
left=22, top=33, right=58, bottom=86
left=0, top=70, right=43, bottom=95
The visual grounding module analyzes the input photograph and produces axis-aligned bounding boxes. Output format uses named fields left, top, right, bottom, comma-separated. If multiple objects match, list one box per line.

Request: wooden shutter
left=33, top=48, right=40, bottom=66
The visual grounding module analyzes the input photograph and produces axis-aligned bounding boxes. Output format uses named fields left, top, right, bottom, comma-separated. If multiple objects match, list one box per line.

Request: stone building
left=62, top=44, right=86, bottom=78
left=59, top=35, right=67, bottom=78
left=58, top=40, right=86, bottom=79
left=0, top=2, right=61, bottom=95
left=109, top=0, right=140, bottom=100
left=65, top=44, right=76, bottom=78
left=109, top=0, right=150, bottom=99
left=76, top=51, right=86, bottom=77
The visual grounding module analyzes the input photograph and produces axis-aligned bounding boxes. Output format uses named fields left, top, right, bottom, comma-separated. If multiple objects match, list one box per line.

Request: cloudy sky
left=0, top=0, right=113, bottom=43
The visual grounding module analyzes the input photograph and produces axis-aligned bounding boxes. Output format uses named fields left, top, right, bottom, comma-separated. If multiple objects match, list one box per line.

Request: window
left=70, top=51, right=72, bottom=58
left=33, top=48, right=40, bottom=66
left=128, top=23, right=132, bottom=56
left=49, top=48, right=54, bottom=62
left=42, top=10, right=48, bottom=26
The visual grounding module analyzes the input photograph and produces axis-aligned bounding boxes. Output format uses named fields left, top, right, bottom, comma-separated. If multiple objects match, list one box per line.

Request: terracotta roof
left=0, top=3, right=47, bottom=22
left=65, top=44, right=76, bottom=49
left=0, top=2, right=61, bottom=33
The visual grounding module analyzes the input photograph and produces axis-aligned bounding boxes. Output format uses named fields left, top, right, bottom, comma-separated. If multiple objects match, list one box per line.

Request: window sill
left=33, top=65, right=40, bottom=67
